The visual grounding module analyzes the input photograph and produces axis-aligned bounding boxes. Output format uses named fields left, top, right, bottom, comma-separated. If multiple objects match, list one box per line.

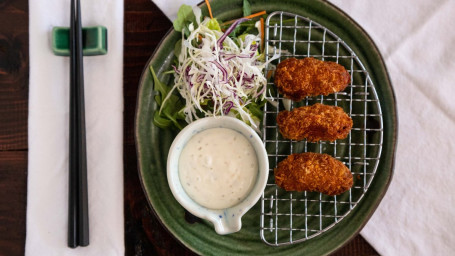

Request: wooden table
left=0, top=0, right=379, bottom=255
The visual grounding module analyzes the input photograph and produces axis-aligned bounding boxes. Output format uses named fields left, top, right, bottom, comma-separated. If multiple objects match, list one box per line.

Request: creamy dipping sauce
left=178, top=128, right=258, bottom=209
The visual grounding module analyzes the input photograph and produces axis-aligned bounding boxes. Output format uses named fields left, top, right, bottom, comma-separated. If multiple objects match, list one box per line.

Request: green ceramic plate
left=135, top=0, right=397, bottom=255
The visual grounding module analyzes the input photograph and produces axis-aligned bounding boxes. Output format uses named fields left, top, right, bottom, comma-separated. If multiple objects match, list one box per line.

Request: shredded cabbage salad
left=152, top=4, right=278, bottom=132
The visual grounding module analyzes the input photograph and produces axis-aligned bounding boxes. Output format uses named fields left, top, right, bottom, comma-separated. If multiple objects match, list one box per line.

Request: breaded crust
left=274, top=152, right=353, bottom=196
left=274, top=57, right=350, bottom=101
left=277, top=103, right=353, bottom=142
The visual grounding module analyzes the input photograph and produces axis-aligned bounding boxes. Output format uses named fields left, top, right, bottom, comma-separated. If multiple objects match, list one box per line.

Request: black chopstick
left=68, top=0, right=78, bottom=247
left=68, top=0, right=89, bottom=248
left=75, top=0, right=90, bottom=246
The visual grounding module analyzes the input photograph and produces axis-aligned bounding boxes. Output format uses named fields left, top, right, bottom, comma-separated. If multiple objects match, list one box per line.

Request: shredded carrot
left=205, top=0, right=214, bottom=19
left=244, top=11, right=267, bottom=20
left=266, top=70, right=273, bottom=79
left=260, top=17, right=264, bottom=53
left=221, top=10, right=267, bottom=26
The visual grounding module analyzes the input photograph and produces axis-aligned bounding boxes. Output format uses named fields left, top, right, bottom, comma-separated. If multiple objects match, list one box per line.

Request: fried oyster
left=274, top=57, right=350, bottom=101
left=276, top=103, right=353, bottom=142
left=274, top=152, right=353, bottom=196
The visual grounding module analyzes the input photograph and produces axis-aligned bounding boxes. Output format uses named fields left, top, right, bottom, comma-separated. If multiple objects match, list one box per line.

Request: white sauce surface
left=178, top=128, right=258, bottom=209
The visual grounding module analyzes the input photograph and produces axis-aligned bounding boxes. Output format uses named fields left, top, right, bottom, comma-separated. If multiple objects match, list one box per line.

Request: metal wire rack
left=260, top=11, right=384, bottom=246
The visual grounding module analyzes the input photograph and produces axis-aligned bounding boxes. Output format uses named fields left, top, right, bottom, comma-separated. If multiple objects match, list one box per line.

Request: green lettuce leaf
left=150, top=66, right=186, bottom=129
left=173, top=4, right=196, bottom=32
left=150, top=66, right=169, bottom=105
left=246, top=99, right=266, bottom=121
left=207, top=18, right=221, bottom=32
left=174, top=39, right=182, bottom=58
left=243, top=0, right=251, bottom=17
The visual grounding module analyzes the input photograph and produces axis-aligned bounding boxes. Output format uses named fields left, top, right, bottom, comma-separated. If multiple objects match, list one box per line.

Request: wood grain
left=0, top=0, right=28, bottom=151
left=0, top=152, right=27, bottom=256
left=122, top=0, right=379, bottom=255
left=0, top=0, right=28, bottom=255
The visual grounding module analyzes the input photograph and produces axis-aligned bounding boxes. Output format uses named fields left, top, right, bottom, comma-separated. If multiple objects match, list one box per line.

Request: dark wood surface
left=0, top=0, right=29, bottom=255
left=0, top=0, right=379, bottom=255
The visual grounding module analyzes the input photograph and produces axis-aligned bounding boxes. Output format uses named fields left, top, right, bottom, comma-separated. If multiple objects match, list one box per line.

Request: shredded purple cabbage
left=223, top=101, right=234, bottom=114
left=210, top=60, right=228, bottom=82
left=217, top=18, right=249, bottom=49
left=172, top=65, right=180, bottom=74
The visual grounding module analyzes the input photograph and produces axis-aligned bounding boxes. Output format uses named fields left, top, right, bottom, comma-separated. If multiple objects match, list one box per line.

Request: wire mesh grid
left=260, top=11, right=384, bottom=246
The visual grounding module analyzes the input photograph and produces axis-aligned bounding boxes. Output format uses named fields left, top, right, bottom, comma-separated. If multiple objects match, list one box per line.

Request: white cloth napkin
left=328, top=1, right=455, bottom=255
left=154, top=0, right=455, bottom=255
left=152, top=0, right=200, bottom=21
left=27, top=0, right=124, bottom=255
